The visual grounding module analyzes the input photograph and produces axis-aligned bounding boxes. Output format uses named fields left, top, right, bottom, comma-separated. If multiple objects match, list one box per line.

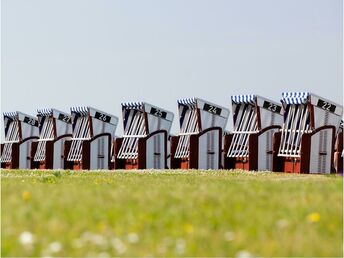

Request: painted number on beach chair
left=317, top=99, right=336, bottom=113
left=263, top=101, right=282, bottom=113
left=150, top=107, right=167, bottom=119
left=203, top=103, right=222, bottom=115
left=23, top=116, right=38, bottom=127
left=95, top=112, right=111, bottom=123
left=58, top=113, right=71, bottom=123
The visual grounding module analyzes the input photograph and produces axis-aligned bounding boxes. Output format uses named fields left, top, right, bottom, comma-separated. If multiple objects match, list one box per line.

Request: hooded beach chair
left=224, top=94, right=283, bottom=171
left=1, top=112, right=39, bottom=169
left=170, top=98, right=229, bottom=169
left=113, top=102, right=174, bottom=169
left=33, top=108, right=72, bottom=169
left=273, top=92, right=343, bottom=173
left=65, top=106, right=118, bottom=170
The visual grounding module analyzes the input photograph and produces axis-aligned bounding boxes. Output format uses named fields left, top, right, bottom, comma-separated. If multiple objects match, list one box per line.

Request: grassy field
left=1, top=169, right=343, bottom=257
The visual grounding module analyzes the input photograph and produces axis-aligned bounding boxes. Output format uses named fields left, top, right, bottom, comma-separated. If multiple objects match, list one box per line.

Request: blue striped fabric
left=70, top=106, right=89, bottom=114
left=37, top=108, right=53, bottom=116
left=121, top=101, right=144, bottom=109
left=231, top=94, right=256, bottom=104
left=281, top=92, right=309, bottom=104
left=177, top=97, right=196, bottom=106
left=3, top=112, right=17, bottom=118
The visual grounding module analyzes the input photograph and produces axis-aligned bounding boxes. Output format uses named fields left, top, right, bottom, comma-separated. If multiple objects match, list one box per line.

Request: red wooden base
left=73, top=162, right=82, bottom=170
left=124, top=159, right=139, bottom=170
left=2, top=163, right=13, bottom=169
left=282, top=158, right=301, bottom=173
left=224, top=157, right=250, bottom=171
left=233, top=159, right=250, bottom=170
left=180, top=159, right=189, bottom=169
left=39, top=162, right=46, bottom=169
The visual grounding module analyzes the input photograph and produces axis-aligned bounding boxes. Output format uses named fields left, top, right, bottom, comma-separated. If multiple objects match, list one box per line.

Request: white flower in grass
left=156, top=244, right=167, bottom=254
left=127, top=232, right=139, bottom=244
left=236, top=250, right=253, bottom=258
left=91, top=234, right=107, bottom=247
left=71, top=238, right=84, bottom=249
left=276, top=219, right=289, bottom=229
left=81, top=231, right=93, bottom=241
left=49, top=241, right=62, bottom=253
left=80, top=232, right=107, bottom=247
left=175, top=238, right=185, bottom=255
left=40, top=255, right=52, bottom=258
left=98, top=252, right=110, bottom=257
left=224, top=231, right=235, bottom=241
left=18, top=231, right=35, bottom=246
left=111, top=237, right=127, bottom=254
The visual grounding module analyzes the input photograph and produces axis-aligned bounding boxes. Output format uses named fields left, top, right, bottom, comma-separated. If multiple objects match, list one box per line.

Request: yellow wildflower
left=22, top=191, right=31, bottom=202
left=183, top=223, right=194, bottom=234
left=307, top=212, right=320, bottom=223
left=97, top=222, right=106, bottom=232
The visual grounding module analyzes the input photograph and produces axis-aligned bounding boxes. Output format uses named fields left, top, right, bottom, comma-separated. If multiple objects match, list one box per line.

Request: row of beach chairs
left=1, top=92, right=343, bottom=174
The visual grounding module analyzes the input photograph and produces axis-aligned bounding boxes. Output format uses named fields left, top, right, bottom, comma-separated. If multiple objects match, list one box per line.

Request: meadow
left=1, top=169, right=343, bottom=257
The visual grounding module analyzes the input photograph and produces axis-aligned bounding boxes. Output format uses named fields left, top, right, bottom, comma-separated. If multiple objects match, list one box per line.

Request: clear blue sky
left=1, top=0, right=342, bottom=135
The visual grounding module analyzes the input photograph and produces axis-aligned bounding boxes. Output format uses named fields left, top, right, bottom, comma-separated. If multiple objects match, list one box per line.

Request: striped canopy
left=231, top=94, right=256, bottom=104
left=121, top=102, right=144, bottom=110
left=70, top=106, right=89, bottom=115
left=37, top=108, right=53, bottom=116
left=3, top=112, right=17, bottom=119
left=281, top=92, right=309, bottom=104
left=177, top=97, right=197, bottom=106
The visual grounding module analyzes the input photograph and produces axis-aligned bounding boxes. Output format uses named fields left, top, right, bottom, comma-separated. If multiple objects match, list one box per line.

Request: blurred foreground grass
left=1, top=169, right=343, bottom=257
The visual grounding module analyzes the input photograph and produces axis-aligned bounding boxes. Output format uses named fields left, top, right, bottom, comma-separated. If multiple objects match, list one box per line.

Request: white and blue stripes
left=3, top=112, right=17, bottom=118
left=177, top=97, right=196, bottom=106
left=37, top=108, right=53, bottom=116
left=231, top=94, right=256, bottom=104
left=281, top=92, right=309, bottom=104
left=70, top=106, right=89, bottom=115
left=121, top=101, right=144, bottom=110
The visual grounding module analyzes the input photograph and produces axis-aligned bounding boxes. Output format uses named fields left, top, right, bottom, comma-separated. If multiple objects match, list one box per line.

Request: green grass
left=1, top=169, right=343, bottom=257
